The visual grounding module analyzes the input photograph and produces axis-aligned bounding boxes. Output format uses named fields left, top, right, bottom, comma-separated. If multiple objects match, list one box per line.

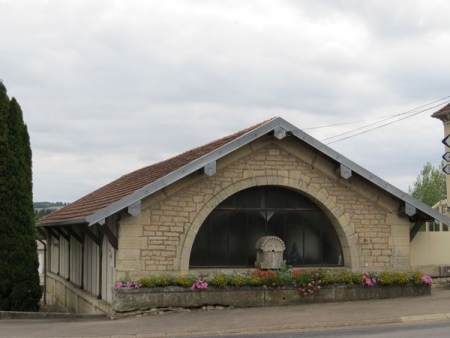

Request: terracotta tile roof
left=37, top=118, right=276, bottom=226
left=431, top=102, right=450, bottom=118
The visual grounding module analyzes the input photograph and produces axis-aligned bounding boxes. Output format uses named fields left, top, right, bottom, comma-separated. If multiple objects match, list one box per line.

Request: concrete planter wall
left=111, top=284, right=431, bottom=313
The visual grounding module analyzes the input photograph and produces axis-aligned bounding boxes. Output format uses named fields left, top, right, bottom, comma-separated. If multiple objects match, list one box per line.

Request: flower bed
left=111, top=268, right=432, bottom=314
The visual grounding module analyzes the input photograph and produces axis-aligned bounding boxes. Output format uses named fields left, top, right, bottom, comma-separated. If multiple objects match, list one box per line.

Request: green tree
left=409, top=162, right=446, bottom=207
left=0, top=82, right=41, bottom=311
left=34, top=208, right=54, bottom=221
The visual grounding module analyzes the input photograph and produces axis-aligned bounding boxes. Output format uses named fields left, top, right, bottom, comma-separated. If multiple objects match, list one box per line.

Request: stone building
left=36, top=117, right=448, bottom=314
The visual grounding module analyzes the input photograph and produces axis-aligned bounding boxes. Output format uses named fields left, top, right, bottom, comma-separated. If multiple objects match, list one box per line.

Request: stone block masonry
left=117, top=137, right=412, bottom=280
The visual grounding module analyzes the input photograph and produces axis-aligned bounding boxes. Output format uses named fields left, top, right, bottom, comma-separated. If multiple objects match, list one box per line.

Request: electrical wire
left=306, top=95, right=450, bottom=132
left=303, top=115, right=404, bottom=131
left=313, top=96, right=450, bottom=145
left=326, top=101, right=450, bottom=145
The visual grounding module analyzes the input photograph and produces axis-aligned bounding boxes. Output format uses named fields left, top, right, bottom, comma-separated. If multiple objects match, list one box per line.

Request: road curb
left=125, top=315, right=450, bottom=338
left=0, top=310, right=107, bottom=320
left=401, top=313, right=450, bottom=323
left=2, top=311, right=450, bottom=337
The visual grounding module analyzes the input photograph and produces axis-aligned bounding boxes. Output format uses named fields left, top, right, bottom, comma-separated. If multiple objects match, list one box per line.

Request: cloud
left=0, top=0, right=448, bottom=201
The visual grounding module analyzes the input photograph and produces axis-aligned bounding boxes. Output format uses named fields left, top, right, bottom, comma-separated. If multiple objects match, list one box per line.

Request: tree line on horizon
left=33, top=201, right=69, bottom=223
left=33, top=201, right=68, bottom=209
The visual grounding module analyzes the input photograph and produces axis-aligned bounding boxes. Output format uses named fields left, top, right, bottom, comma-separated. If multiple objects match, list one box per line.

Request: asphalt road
left=1, top=289, right=450, bottom=337
left=205, top=320, right=450, bottom=338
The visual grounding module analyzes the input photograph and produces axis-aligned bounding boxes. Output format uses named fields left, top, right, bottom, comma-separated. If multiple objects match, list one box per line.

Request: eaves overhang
left=36, top=218, right=88, bottom=228
left=84, top=117, right=450, bottom=227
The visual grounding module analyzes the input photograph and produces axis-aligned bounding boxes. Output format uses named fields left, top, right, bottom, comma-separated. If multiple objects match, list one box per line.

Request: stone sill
left=112, top=284, right=431, bottom=313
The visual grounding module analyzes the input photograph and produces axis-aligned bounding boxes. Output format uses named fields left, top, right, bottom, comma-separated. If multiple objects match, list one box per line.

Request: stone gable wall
left=116, top=137, right=410, bottom=280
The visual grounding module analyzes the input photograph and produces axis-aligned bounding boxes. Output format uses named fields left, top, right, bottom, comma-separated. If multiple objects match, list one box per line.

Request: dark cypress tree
left=0, top=82, right=41, bottom=311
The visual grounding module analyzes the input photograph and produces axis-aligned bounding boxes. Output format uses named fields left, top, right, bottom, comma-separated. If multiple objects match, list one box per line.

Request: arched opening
left=190, top=186, right=343, bottom=268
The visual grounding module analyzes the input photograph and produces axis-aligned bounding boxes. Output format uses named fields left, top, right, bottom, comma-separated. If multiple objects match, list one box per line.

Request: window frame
left=190, top=186, right=344, bottom=268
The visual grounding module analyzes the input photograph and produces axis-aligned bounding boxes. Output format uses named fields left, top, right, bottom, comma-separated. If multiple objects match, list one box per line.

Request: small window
left=428, top=221, right=440, bottom=232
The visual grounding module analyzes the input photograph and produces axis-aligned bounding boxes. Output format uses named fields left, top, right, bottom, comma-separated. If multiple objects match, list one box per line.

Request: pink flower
left=422, top=275, right=432, bottom=286
left=191, top=278, right=208, bottom=290
left=115, top=281, right=123, bottom=289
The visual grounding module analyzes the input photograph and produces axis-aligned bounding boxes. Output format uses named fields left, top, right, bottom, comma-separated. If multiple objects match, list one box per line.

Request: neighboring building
left=410, top=200, right=450, bottom=268
left=410, top=103, right=450, bottom=277
left=36, top=117, right=449, bottom=314
left=431, top=103, right=450, bottom=205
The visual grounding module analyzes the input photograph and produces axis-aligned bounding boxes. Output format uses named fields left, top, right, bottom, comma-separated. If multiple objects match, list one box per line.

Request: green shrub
left=175, top=275, right=197, bottom=287
left=276, top=270, right=294, bottom=287
left=246, top=274, right=262, bottom=286
left=378, top=271, right=394, bottom=285
left=229, top=275, right=247, bottom=287
left=352, top=272, right=364, bottom=285
left=154, top=275, right=174, bottom=287
left=138, top=276, right=158, bottom=288
left=130, top=269, right=427, bottom=290
left=293, top=270, right=312, bottom=285
left=275, top=264, right=295, bottom=287
left=319, top=271, right=337, bottom=285
left=336, top=271, right=364, bottom=285
left=409, top=271, right=424, bottom=285
left=337, top=271, right=354, bottom=285
left=209, top=274, right=229, bottom=288
left=392, top=272, right=409, bottom=285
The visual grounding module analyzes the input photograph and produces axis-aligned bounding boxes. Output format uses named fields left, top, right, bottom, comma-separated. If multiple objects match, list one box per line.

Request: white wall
left=410, top=221, right=450, bottom=265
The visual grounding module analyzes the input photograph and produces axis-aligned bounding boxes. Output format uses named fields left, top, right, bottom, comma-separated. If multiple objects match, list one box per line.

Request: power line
left=314, top=96, right=450, bottom=144
left=306, top=95, right=450, bottom=133
left=303, top=115, right=406, bottom=131
left=324, top=101, right=449, bottom=145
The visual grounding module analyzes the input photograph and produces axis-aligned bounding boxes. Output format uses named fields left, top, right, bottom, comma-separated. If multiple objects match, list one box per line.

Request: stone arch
left=179, top=176, right=358, bottom=271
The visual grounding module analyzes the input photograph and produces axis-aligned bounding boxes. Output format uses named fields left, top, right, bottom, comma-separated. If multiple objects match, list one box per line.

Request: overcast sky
left=1, top=0, right=449, bottom=202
